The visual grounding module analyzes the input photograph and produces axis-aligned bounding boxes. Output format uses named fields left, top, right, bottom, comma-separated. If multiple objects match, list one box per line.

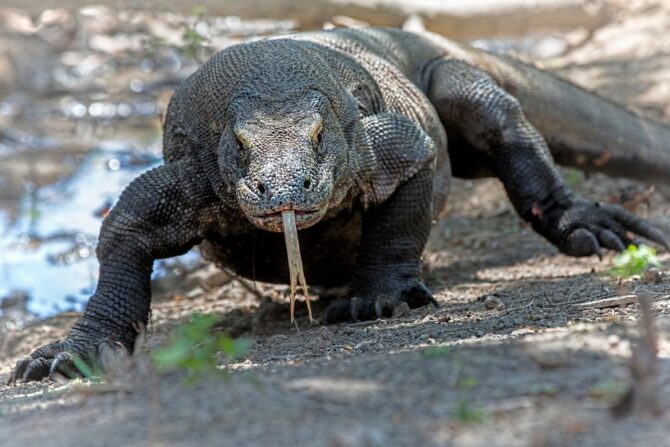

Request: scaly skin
left=10, top=28, right=670, bottom=383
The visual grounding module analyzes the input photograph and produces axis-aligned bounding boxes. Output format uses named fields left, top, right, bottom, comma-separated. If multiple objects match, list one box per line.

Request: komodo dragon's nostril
left=256, top=180, right=266, bottom=195
left=303, top=175, right=312, bottom=190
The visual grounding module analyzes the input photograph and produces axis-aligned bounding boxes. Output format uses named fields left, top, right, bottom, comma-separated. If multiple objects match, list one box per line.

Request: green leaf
left=608, top=244, right=660, bottom=278
left=453, top=400, right=491, bottom=424
left=421, top=346, right=450, bottom=358
left=151, top=313, right=250, bottom=384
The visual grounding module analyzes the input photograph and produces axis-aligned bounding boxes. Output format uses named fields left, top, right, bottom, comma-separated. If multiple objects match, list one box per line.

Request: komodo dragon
left=10, top=28, right=670, bottom=382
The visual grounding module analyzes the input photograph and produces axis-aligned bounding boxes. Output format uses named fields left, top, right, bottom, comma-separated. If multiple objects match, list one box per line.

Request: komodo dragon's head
left=208, top=39, right=366, bottom=235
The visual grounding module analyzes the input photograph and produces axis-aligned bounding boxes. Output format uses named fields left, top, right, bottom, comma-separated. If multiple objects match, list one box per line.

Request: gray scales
left=10, top=28, right=670, bottom=382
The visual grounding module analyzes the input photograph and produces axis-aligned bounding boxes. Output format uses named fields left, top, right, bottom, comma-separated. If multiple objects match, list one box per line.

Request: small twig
left=638, top=293, right=657, bottom=359
left=72, top=383, right=134, bottom=396
left=232, top=275, right=265, bottom=301
left=498, top=299, right=535, bottom=317
left=575, top=294, right=639, bottom=309
left=543, top=292, right=590, bottom=307
left=577, top=294, right=670, bottom=310
left=346, top=319, right=388, bottom=328
left=611, top=292, right=662, bottom=417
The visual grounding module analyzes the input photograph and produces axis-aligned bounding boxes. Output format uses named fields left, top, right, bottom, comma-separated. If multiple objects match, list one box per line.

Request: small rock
left=484, top=295, right=505, bottom=311
left=643, top=268, right=663, bottom=284
left=528, top=349, right=572, bottom=369
left=185, top=286, right=205, bottom=299
left=437, top=314, right=451, bottom=323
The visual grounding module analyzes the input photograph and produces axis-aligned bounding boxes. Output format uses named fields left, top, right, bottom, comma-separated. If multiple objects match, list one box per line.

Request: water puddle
left=0, top=138, right=203, bottom=317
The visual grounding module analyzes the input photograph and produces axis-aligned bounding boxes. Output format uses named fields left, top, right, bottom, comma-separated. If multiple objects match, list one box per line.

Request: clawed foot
left=534, top=187, right=669, bottom=258
left=324, top=281, right=438, bottom=324
left=8, top=329, right=130, bottom=384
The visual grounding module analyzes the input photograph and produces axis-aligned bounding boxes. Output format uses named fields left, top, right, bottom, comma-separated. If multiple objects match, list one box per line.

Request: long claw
left=10, top=357, right=30, bottom=385
left=605, top=204, right=670, bottom=250
left=282, top=210, right=313, bottom=326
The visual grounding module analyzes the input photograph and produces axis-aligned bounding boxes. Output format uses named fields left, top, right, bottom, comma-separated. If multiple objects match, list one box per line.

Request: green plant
left=563, top=168, right=583, bottom=187
left=588, top=380, right=629, bottom=402
left=529, top=382, right=559, bottom=396
left=456, top=375, right=479, bottom=390
left=191, top=4, right=208, bottom=20
left=421, top=346, right=450, bottom=358
left=180, top=27, right=207, bottom=60
left=453, top=399, right=491, bottom=424
left=179, top=5, right=210, bottom=61
left=608, top=244, right=661, bottom=278
left=66, top=354, right=104, bottom=382
left=152, top=314, right=250, bottom=384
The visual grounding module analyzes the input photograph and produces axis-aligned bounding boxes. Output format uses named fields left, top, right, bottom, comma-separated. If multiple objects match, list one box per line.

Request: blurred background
left=0, top=0, right=667, bottom=319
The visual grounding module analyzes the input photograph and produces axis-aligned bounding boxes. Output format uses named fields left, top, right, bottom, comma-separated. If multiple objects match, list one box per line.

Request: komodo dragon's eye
left=310, top=123, right=323, bottom=148
left=235, top=134, right=248, bottom=152
left=235, top=134, right=251, bottom=165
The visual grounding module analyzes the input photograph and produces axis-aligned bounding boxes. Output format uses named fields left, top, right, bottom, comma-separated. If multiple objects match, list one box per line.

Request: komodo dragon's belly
left=201, top=209, right=363, bottom=287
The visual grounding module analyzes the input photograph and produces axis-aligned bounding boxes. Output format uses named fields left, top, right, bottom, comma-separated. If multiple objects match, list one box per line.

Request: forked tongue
left=281, top=210, right=313, bottom=327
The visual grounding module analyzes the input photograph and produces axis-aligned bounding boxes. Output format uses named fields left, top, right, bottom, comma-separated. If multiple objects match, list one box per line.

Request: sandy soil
left=2, top=1, right=670, bottom=446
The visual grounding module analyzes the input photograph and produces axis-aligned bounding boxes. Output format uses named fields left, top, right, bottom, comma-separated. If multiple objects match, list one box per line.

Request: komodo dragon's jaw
left=247, top=206, right=328, bottom=233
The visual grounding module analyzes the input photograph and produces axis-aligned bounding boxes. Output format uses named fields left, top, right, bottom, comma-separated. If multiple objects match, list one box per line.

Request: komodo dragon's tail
left=479, top=53, right=670, bottom=184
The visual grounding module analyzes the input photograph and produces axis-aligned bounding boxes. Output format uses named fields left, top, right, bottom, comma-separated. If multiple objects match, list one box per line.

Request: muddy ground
left=2, top=1, right=670, bottom=446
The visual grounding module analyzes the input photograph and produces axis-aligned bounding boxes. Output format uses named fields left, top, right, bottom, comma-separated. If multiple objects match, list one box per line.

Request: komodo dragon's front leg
left=10, top=160, right=223, bottom=382
left=426, top=59, right=670, bottom=255
left=325, top=113, right=440, bottom=323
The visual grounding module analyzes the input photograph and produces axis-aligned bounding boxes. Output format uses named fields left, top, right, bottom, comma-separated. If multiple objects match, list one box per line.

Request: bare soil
left=2, top=1, right=670, bottom=446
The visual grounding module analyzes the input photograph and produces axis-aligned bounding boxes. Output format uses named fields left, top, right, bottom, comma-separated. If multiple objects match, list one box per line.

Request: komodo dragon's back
left=298, top=28, right=670, bottom=184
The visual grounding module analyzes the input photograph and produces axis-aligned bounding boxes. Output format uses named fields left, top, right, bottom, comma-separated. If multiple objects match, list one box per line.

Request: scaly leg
left=325, top=113, right=440, bottom=323
left=10, top=160, right=223, bottom=382
left=425, top=59, right=669, bottom=256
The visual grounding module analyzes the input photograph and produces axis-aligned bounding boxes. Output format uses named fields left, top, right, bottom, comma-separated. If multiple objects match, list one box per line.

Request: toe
left=564, top=228, right=602, bottom=258
left=22, top=358, right=51, bottom=382
left=50, top=352, right=80, bottom=380
left=374, top=295, right=399, bottom=319
left=598, top=228, right=626, bottom=252
left=350, top=296, right=378, bottom=321
left=401, top=283, right=438, bottom=308
left=324, top=300, right=354, bottom=324
left=605, top=204, right=670, bottom=250
left=9, top=357, right=31, bottom=385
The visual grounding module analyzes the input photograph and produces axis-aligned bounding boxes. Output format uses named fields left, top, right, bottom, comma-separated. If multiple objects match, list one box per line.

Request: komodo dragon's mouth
left=251, top=208, right=322, bottom=231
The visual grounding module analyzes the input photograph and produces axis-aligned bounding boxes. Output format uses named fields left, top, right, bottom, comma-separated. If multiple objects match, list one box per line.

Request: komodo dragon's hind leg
left=424, top=59, right=669, bottom=256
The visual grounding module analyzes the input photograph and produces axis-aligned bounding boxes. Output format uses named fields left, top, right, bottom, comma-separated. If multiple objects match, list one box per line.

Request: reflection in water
left=0, top=140, right=199, bottom=317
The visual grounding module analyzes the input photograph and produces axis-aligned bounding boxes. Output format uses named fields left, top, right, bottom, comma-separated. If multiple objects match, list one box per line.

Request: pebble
left=484, top=295, right=505, bottom=310
left=643, top=268, right=663, bottom=284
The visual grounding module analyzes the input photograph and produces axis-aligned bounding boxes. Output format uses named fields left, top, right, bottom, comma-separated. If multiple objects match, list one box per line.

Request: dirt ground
left=2, top=1, right=670, bottom=446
